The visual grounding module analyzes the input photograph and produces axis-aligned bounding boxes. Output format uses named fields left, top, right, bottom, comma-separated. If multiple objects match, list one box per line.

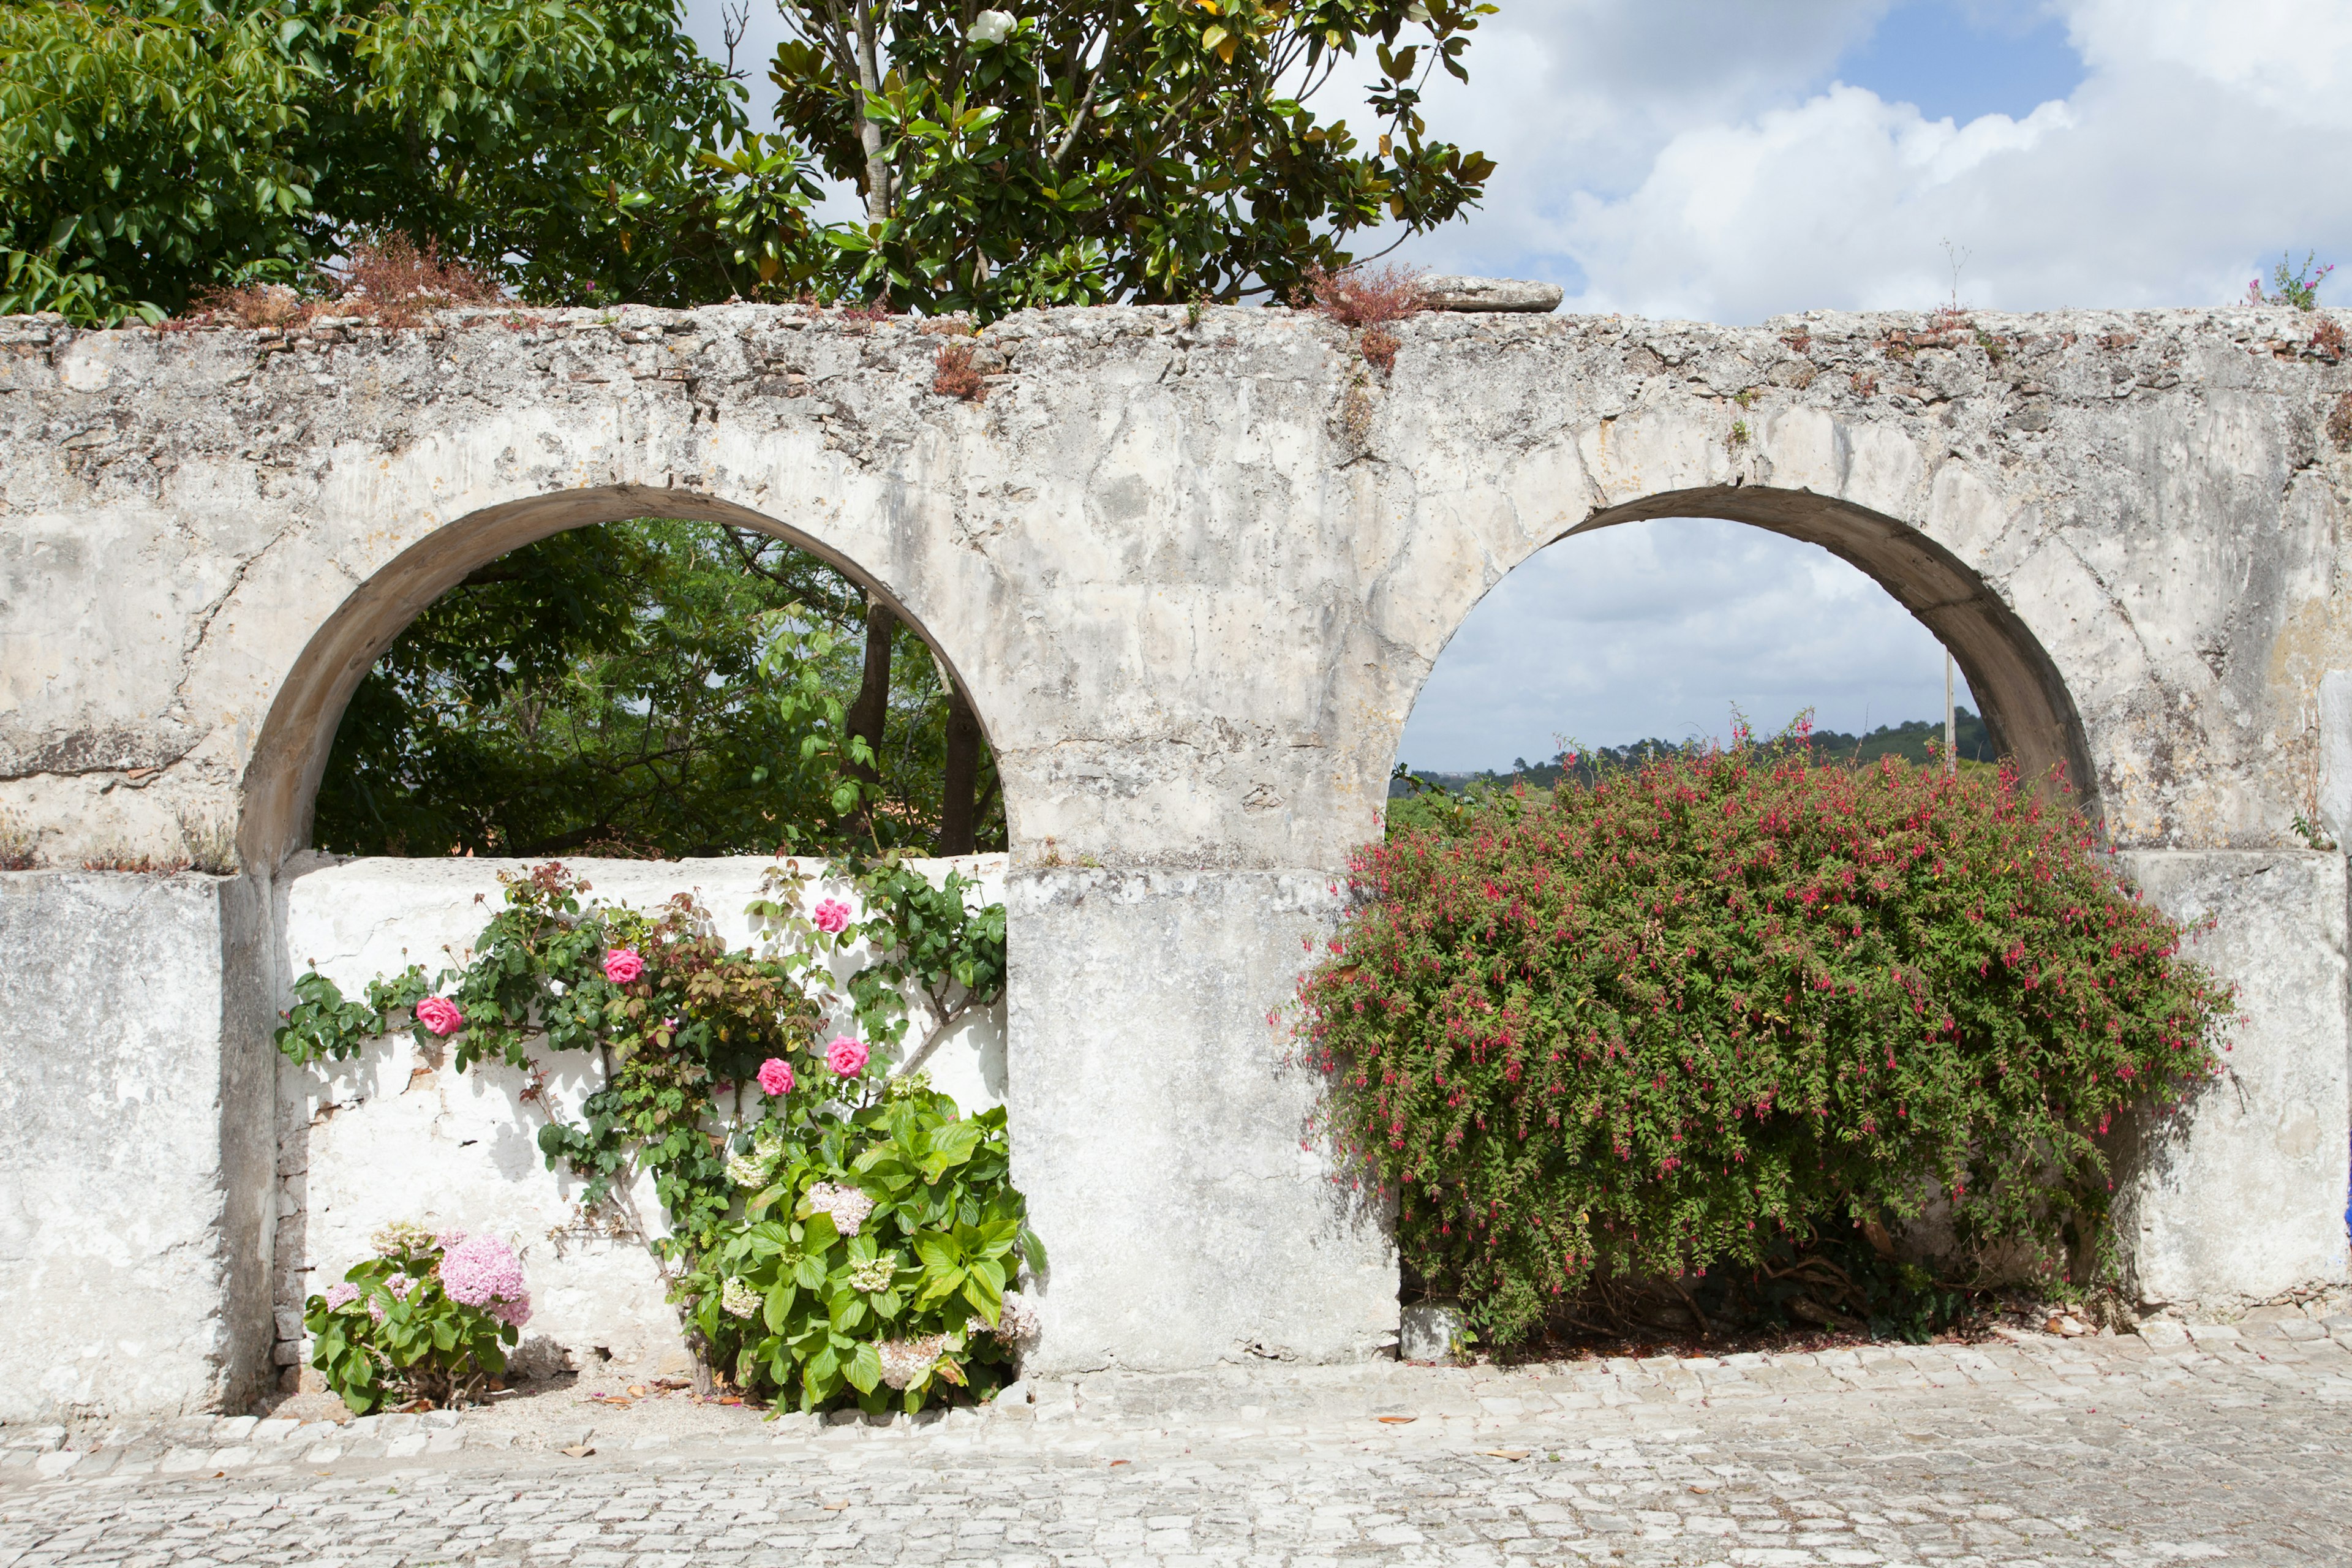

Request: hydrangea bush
left=278, top=856, right=1035, bottom=1412
left=304, top=1223, right=530, bottom=1412
left=1299, top=733, right=2235, bottom=1344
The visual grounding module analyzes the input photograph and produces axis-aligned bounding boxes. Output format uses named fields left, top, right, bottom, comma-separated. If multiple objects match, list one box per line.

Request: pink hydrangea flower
left=603, top=948, right=644, bottom=985
left=756, top=1058, right=795, bottom=1096
left=824, top=1036, right=869, bottom=1078
left=415, top=997, right=464, bottom=1036
left=812, top=899, right=853, bottom=934
left=323, top=1282, right=360, bottom=1311
left=438, top=1234, right=532, bottom=1328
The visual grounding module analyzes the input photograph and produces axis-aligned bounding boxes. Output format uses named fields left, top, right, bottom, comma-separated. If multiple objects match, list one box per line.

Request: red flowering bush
left=1300, top=736, right=2233, bottom=1343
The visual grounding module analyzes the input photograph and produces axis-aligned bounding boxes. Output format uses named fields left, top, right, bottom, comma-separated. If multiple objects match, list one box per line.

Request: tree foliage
left=1301, top=733, right=2234, bottom=1344
left=771, top=0, right=1497, bottom=315
left=313, top=518, right=1005, bottom=859
left=0, top=0, right=817, bottom=322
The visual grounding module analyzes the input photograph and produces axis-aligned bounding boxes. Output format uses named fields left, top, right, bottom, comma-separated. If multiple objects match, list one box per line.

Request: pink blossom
left=756, top=1057, right=795, bottom=1096
left=824, top=1036, right=870, bottom=1078
left=438, top=1234, right=532, bottom=1327
left=812, top=899, right=853, bottom=934
left=415, top=997, right=465, bottom=1036
left=323, top=1282, right=360, bottom=1311
left=603, top=948, right=644, bottom=985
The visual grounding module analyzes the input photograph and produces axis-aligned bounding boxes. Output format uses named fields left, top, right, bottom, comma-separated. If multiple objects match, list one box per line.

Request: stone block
left=0, top=871, right=276, bottom=1422
left=2115, top=851, right=2351, bottom=1310
left=1007, top=869, right=1398, bottom=1374
left=1399, top=1303, right=1469, bottom=1365
left=1417, top=276, right=1564, bottom=313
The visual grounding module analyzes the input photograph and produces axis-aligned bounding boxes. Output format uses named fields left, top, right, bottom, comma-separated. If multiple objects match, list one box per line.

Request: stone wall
left=0, top=872, right=274, bottom=1422
left=272, top=854, right=1011, bottom=1384
left=4, top=300, right=2350, bottom=1415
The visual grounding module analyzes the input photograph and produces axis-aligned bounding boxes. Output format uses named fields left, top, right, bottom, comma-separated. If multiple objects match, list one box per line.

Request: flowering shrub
left=1298, top=734, right=2233, bottom=1343
left=304, top=1223, right=529, bottom=1412
left=276, top=854, right=1031, bottom=1411
left=685, top=1072, right=1039, bottom=1411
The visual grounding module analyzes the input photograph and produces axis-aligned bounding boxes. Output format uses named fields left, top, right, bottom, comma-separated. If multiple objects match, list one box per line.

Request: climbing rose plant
left=1296, top=734, right=2234, bottom=1344
left=279, top=855, right=1034, bottom=1412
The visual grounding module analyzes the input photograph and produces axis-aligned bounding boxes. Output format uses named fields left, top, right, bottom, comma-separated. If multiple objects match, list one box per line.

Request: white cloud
left=1379, top=0, right=2352, bottom=317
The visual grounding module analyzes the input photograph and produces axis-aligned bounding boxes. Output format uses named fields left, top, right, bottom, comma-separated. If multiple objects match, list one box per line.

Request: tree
left=314, top=519, right=1006, bottom=858
left=768, top=0, right=1499, bottom=316
left=764, top=0, right=1498, bottom=836
left=0, top=0, right=822, bottom=322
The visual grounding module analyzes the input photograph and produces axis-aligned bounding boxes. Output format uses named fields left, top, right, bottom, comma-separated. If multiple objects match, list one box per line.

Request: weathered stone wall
left=271, top=854, right=1010, bottom=1385
left=3, top=300, right=2349, bottom=1415
left=0, top=872, right=275, bottom=1422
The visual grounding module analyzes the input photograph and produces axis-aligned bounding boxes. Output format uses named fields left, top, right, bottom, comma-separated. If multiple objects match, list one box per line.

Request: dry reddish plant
left=1359, top=325, right=1401, bottom=375
left=1779, top=330, right=1813, bottom=354
left=2310, top=317, right=2346, bottom=360
left=932, top=339, right=986, bottom=402
left=1850, top=369, right=1879, bottom=396
left=188, top=282, right=316, bottom=329
left=0, top=811, right=37, bottom=872
left=336, top=233, right=502, bottom=327
left=80, top=848, right=192, bottom=874
left=2329, top=391, right=2352, bottom=451
left=1293, top=261, right=1428, bottom=328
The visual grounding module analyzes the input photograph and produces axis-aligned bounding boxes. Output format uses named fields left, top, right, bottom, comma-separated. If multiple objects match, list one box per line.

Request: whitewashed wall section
left=273, top=853, right=1008, bottom=1379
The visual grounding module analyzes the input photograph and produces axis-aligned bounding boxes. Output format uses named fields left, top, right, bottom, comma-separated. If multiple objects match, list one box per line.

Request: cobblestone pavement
left=4, top=1318, right=2349, bottom=1566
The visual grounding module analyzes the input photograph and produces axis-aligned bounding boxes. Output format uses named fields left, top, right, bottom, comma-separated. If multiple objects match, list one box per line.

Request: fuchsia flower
left=824, top=1036, right=870, bottom=1078
left=812, top=899, right=852, bottom=935
left=756, top=1058, right=795, bottom=1096
left=603, top=948, right=644, bottom=984
left=415, top=997, right=464, bottom=1037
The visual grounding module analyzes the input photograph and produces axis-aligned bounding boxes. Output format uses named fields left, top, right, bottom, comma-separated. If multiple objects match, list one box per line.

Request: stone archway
left=3, top=303, right=2346, bottom=1420
left=1517, top=484, right=2094, bottom=800
left=238, top=484, right=997, bottom=868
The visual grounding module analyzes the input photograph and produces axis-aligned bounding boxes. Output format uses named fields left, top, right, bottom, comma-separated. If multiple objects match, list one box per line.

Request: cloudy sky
left=683, top=0, right=2352, bottom=770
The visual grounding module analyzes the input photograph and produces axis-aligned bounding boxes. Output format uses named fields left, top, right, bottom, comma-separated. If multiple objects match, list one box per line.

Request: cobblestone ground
left=4, top=1320, right=2348, bottom=1566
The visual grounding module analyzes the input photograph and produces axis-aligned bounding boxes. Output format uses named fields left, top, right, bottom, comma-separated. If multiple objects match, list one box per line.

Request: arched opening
left=1395, top=486, right=2094, bottom=809
left=246, top=486, right=1022, bottom=1401
left=240, top=484, right=1004, bottom=869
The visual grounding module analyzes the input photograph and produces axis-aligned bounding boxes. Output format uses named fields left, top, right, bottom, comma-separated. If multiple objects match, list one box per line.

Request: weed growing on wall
left=277, top=857, right=1033, bottom=1412
left=1298, top=731, right=2233, bottom=1344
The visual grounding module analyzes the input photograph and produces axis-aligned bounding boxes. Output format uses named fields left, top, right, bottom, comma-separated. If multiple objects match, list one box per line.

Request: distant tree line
left=1393, top=708, right=1996, bottom=799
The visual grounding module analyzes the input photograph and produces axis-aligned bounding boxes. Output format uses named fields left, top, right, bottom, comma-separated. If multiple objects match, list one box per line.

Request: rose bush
left=1299, top=733, right=2234, bottom=1343
left=277, top=855, right=1031, bottom=1411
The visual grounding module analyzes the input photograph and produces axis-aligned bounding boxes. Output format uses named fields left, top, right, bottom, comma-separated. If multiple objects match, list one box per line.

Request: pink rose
left=824, top=1036, right=870, bottom=1078
left=756, top=1057, right=795, bottom=1096
left=415, top=997, right=464, bottom=1037
left=812, top=899, right=852, bottom=935
left=603, top=948, right=644, bottom=984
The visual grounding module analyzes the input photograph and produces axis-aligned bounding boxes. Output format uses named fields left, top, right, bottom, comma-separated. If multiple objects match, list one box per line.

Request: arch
left=238, top=484, right=995, bottom=869
left=1404, top=484, right=2097, bottom=813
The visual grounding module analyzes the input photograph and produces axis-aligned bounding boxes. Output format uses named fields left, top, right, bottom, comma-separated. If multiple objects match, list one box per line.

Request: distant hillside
left=1392, top=708, right=1996, bottom=797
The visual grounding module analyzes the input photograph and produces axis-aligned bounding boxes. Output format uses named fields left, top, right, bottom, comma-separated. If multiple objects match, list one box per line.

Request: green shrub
left=303, top=1223, right=527, bottom=1414
left=683, top=1077, right=1035, bottom=1411
left=1303, top=735, right=2232, bottom=1344
left=278, top=856, right=1033, bottom=1411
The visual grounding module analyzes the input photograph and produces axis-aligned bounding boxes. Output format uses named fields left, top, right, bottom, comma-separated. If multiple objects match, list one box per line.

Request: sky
left=680, top=0, right=2352, bottom=771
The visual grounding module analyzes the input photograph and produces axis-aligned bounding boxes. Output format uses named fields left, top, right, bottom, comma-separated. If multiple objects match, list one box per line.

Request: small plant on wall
left=277, top=856, right=1035, bottom=1412
left=1297, top=726, right=2235, bottom=1346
